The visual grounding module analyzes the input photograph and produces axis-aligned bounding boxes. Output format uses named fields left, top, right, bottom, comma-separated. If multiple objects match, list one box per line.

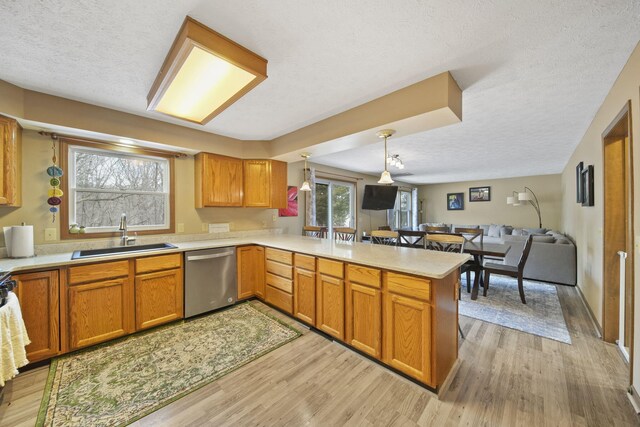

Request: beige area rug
left=37, top=303, right=301, bottom=427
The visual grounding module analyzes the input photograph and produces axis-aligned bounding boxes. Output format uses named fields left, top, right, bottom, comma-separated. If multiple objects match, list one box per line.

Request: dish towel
left=0, top=292, right=30, bottom=387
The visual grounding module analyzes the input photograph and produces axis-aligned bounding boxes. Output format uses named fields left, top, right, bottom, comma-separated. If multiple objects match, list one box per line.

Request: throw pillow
left=500, top=226, right=513, bottom=237
left=488, top=224, right=502, bottom=238
left=479, top=224, right=491, bottom=236
left=511, top=228, right=524, bottom=236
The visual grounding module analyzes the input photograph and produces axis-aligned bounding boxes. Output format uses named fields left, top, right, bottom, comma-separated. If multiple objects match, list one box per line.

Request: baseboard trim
left=575, top=285, right=602, bottom=339
left=628, top=385, right=640, bottom=414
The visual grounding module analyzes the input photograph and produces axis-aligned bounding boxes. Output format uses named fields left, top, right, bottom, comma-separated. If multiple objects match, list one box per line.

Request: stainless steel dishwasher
left=185, top=247, right=237, bottom=318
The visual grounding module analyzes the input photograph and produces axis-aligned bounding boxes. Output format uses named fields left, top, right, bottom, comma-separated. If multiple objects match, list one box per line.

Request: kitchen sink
left=71, top=243, right=178, bottom=260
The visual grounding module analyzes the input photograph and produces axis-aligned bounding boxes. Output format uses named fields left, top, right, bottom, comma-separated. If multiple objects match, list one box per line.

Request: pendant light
left=300, top=153, right=312, bottom=191
left=377, top=129, right=396, bottom=184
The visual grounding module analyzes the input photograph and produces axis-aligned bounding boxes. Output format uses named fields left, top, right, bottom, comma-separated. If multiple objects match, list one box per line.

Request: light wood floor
left=1, top=286, right=638, bottom=426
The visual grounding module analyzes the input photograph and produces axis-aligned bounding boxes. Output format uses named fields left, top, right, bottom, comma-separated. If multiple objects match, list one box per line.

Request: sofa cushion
left=452, top=224, right=479, bottom=232
left=500, top=226, right=513, bottom=237
left=479, top=224, right=491, bottom=236
left=555, top=238, right=571, bottom=244
left=488, top=224, right=503, bottom=238
left=511, top=228, right=525, bottom=236
left=525, top=227, right=548, bottom=235
left=532, top=235, right=556, bottom=243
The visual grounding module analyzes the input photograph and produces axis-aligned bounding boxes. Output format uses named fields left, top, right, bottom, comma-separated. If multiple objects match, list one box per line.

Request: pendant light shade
left=300, top=153, right=312, bottom=191
left=376, top=129, right=396, bottom=185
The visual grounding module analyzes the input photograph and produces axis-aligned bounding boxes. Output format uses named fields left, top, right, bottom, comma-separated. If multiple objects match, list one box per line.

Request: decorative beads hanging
left=46, top=133, right=63, bottom=222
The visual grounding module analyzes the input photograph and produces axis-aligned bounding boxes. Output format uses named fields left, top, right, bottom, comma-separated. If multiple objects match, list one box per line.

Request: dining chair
left=483, top=235, right=534, bottom=304
left=425, top=225, right=449, bottom=233
left=397, top=230, right=426, bottom=249
left=370, top=230, right=398, bottom=245
left=303, top=225, right=328, bottom=238
left=425, top=233, right=466, bottom=339
left=333, top=227, right=356, bottom=242
left=454, top=227, right=484, bottom=294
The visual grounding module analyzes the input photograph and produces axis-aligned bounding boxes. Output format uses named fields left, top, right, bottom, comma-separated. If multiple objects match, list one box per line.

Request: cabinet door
left=243, top=160, right=270, bottom=207
left=316, top=274, right=345, bottom=340
left=346, top=282, right=381, bottom=358
left=135, top=269, right=183, bottom=331
left=68, top=277, right=131, bottom=350
left=15, top=270, right=59, bottom=362
left=293, top=267, right=316, bottom=325
left=0, top=115, right=21, bottom=206
left=196, top=153, right=243, bottom=207
left=383, top=293, right=432, bottom=384
left=269, top=160, right=288, bottom=209
left=237, top=246, right=263, bottom=300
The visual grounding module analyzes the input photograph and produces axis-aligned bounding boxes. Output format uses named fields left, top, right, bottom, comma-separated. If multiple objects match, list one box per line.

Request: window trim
left=60, top=139, right=175, bottom=240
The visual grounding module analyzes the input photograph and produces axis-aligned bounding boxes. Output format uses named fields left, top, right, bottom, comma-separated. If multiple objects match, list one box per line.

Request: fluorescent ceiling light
left=147, top=17, right=267, bottom=125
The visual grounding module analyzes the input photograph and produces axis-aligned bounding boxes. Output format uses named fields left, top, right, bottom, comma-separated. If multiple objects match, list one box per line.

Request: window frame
left=392, top=189, right=413, bottom=230
left=313, top=177, right=357, bottom=237
left=60, top=139, right=175, bottom=240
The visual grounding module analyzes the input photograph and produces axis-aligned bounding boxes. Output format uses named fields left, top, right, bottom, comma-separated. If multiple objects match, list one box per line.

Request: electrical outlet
left=177, top=223, right=185, bottom=233
left=44, top=228, right=57, bottom=241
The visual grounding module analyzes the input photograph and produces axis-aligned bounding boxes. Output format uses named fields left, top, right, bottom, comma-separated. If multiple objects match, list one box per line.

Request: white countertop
left=0, top=235, right=470, bottom=279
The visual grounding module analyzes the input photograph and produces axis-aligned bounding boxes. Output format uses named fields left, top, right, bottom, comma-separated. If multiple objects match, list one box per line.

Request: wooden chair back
left=333, top=227, right=356, bottom=242
left=425, top=233, right=465, bottom=253
left=303, top=225, right=327, bottom=238
left=397, top=230, right=426, bottom=249
left=454, top=227, right=484, bottom=244
left=518, top=235, right=534, bottom=270
left=370, top=230, right=398, bottom=245
left=425, top=225, right=449, bottom=233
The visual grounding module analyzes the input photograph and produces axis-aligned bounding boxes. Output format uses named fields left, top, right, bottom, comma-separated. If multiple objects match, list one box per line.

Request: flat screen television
left=362, top=185, right=398, bottom=210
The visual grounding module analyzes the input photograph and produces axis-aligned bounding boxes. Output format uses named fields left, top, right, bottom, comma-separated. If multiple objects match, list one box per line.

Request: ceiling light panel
left=147, top=17, right=267, bottom=125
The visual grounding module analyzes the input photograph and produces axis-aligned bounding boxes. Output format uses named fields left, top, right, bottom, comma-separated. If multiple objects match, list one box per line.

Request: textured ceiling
left=0, top=1, right=639, bottom=183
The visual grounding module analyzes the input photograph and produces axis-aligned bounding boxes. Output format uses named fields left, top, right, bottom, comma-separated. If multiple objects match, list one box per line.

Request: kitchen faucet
left=118, top=213, right=136, bottom=246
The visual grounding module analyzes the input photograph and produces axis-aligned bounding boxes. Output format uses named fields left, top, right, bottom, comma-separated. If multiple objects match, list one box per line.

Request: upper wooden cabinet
left=0, top=115, right=22, bottom=206
left=14, top=270, right=60, bottom=362
left=195, top=152, right=244, bottom=207
left=243, top=159, right=287, bottom=209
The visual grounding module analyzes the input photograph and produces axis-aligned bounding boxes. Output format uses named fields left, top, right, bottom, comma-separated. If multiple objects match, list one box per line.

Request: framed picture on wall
left=447, top=192, right=464, bottom=210
left=581, top=165, right=594, bottom=207
left=469, top=186, right=491, bottom=202
left=278, top=186, right=299, bottom=216
left=576, top=161, right=584, bottom=203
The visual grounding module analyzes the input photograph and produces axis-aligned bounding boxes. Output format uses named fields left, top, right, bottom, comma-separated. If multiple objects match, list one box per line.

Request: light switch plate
left=44, top=228, right=56, bottom=241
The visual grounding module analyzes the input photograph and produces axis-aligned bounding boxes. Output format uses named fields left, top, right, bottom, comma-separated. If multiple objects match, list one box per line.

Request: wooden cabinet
left=265, top=248, right=293, bottom=314
left=14, top=270, right=59, bottom=362
left=0, top=114, right=21, bottom=206
left=346, top=264, right=382, bottom=358
left=293, top=254, right=316, bottom=325
left=68, top=276, right=131, bottom=350
left=237, top=245, right=265, bottom=300
left=195, top=152, right=243, bottom=207
left=316, top=258, right=345, bottom=340
left=134, top=254, right=183, bottom=331
left=383, top=272, right=432, bottom=385
left=243, top=159, right=287, bottom=209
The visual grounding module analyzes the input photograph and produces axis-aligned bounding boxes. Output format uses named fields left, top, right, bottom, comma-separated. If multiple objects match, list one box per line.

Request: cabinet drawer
left=318, top=258, right=344, bottom=279
left=266, top=260, right=293, bottom=279
left=265, top=285, right=293, bottom=314
left=347, top=264, right=381, bottom=289
left=265, top=248, right=292, bottom=265
left=68, top=260, right=129, bottom=285
left=385, top=272, right=431, bottom=301
left=135, top=253, right=182, bottom=274
left=294, top=253, right=316, bottom=271
left=266, top=273, right=293, bottom=294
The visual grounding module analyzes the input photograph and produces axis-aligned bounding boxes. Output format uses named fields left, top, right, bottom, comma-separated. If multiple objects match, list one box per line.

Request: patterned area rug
left=37, top=303, right=300, bottom=427
left=459, top=275, right=572, bottom=344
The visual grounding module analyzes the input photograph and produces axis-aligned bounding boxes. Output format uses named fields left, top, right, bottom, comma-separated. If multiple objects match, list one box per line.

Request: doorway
left=314, top=178, right=356, bottom=237
left=602, top=100, right=634, bottom=367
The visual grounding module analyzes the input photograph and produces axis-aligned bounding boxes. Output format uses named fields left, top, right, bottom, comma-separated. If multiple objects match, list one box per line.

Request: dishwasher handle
left=187, top=251, right=235, bottom=261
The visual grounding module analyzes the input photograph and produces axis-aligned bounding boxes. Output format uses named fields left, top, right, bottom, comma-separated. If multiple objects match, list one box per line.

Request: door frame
left=601, top=100, right=634, bottom=378
left=314, top=178, right=357, bottom=236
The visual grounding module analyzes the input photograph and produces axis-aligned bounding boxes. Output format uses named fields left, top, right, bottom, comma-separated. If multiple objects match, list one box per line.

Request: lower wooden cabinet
left=345, top=264, right=382, bottom=358
left=135, top=269, right=183, bottom=331
left=14, top=270, right=60, bottom=362
left=383, top=292, right=432, bottom=385
left=237, top=245, right=265, bottom=299
left=316, top=263, right=345, bottom=340
left=293, top=266, right=316, bottom=325
left=68, top=277, right=131, bottom=350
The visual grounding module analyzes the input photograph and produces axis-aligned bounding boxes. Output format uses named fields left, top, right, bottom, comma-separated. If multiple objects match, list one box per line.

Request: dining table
left=463, top=241, right=511, bottom=300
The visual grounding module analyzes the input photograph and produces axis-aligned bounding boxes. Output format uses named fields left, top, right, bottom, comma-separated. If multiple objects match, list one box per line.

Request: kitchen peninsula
left=2, top=234, right=469, bottom=392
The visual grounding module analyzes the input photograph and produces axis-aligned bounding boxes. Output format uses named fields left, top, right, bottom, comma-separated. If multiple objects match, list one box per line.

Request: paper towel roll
left=8, top=225, right=34, bottom=258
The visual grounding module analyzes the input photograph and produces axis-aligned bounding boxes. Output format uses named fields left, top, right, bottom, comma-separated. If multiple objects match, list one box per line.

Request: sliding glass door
left=315, top=179, right=356, bottom=237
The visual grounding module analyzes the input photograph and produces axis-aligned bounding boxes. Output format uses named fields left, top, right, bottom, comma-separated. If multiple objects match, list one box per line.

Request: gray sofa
left=418, top=223, right=576, bottom=286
